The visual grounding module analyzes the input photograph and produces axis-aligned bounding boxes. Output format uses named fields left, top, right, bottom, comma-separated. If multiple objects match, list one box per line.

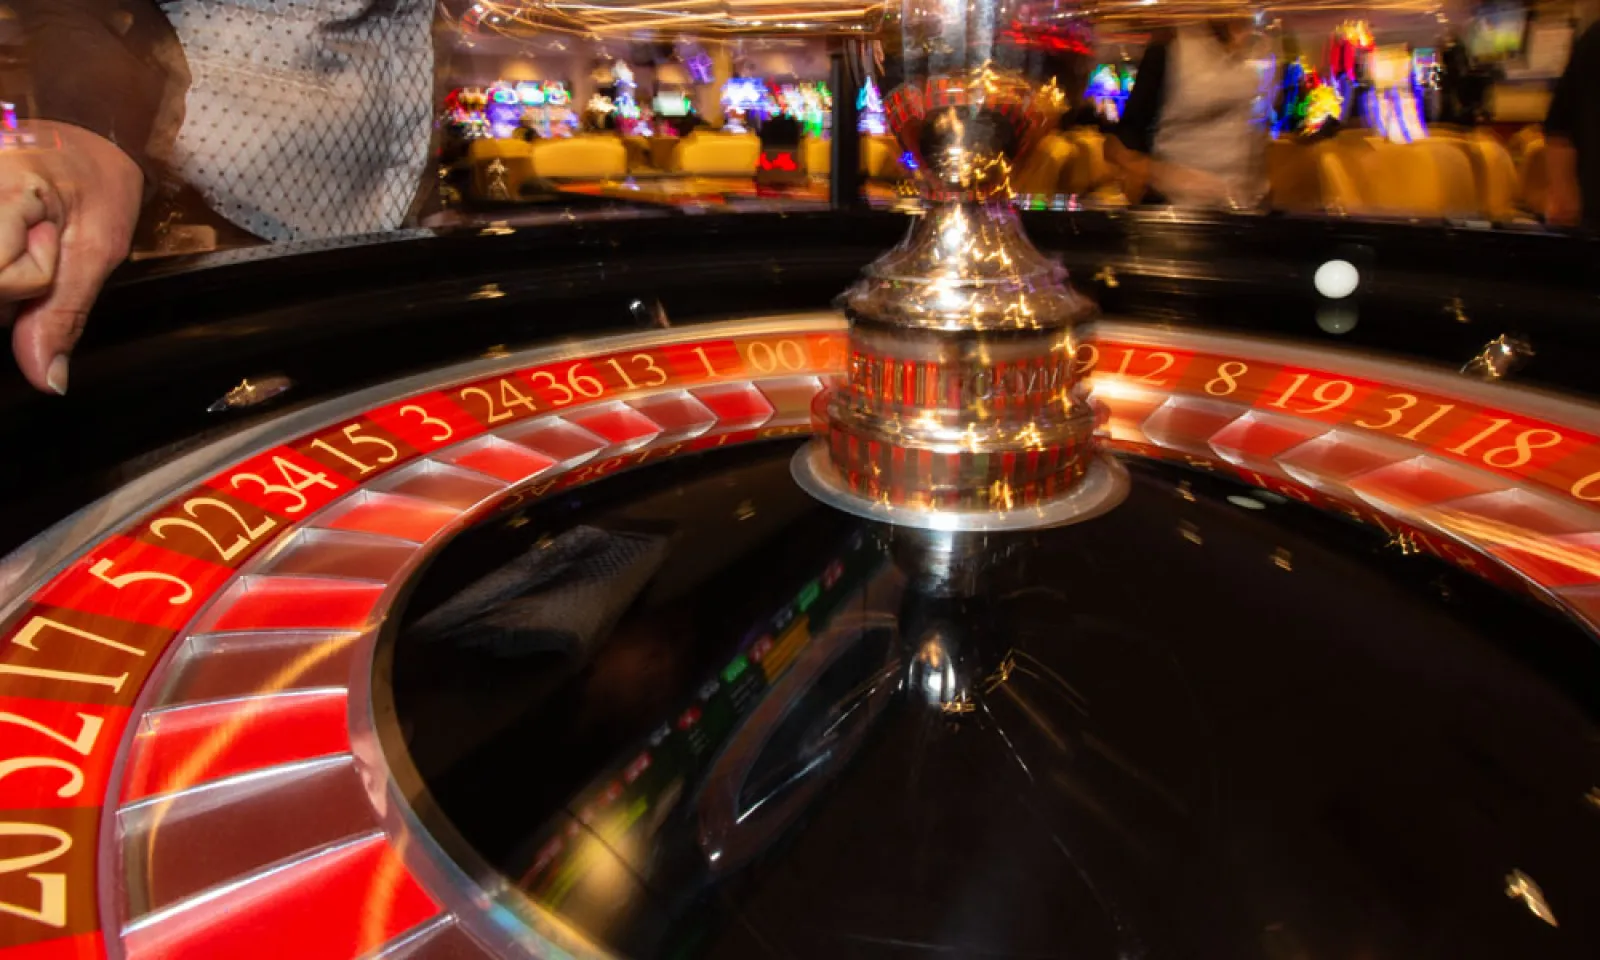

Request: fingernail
left=46, top=354, right=68, bottom=395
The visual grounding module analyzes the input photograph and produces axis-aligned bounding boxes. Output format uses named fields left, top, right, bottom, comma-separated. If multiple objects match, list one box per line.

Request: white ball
left=1314, top=259, right=1360, bottom=300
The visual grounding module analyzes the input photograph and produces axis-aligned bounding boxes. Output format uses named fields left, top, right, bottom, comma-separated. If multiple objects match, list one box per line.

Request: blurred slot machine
left=858, top=78, right=887, bottom=135
left=1365, top=45, right=1427, bottom=143
left=485, top=83, right=522, bottom=139
left=515, top=81, right=547, bottom=137
left=779, top=82, right=831, bottom=139
left=545, top=82, right=576, bottom=137
left=1412, top=47, right=1441, bottom=120
left=1085, top=63, right=1127, bottom=125
left=721, top=77, right=771, bottom=133
left=445, top=87, right=490, bottom=139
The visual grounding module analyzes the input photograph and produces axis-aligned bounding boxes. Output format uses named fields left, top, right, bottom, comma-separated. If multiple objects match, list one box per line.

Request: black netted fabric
left=160, top=0, right=432, bottom=241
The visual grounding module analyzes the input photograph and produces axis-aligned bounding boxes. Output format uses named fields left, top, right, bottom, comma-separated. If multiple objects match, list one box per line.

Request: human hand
left=1, top=121, right=143, bottom=394
left=1151, top=162, right=1236, bottom=208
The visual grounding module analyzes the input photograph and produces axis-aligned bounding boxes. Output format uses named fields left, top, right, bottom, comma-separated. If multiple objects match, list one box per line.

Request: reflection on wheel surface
left=388, top=439, right=1600, bottom=960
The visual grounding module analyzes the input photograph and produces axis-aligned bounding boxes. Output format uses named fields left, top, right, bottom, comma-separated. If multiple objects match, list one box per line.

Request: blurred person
left=1544, top=20, right=1600, bottom=227
left=1108, top=19, right=1268, bottom=209
left=758, top=112, right=802, bottom=149
left=0, top=0, right=434, bottom=395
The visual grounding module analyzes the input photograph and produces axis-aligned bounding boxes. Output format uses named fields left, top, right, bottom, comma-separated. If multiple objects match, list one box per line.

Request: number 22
left=150, top=498, right=277, bottom=564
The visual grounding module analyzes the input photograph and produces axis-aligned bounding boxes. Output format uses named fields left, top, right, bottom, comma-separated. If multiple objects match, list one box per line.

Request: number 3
left=400, top=404, right=453, bottom=443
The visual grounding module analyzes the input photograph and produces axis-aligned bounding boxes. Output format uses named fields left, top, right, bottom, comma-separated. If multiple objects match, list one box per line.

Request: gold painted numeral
left=150, top=497, right=277, bottom=562
left=88, top=558, right=192, bottom=605
left=693, top=346, right=720, bottom=378
left=1111, top=349, right=1175, bottom=385
left=400, top=404, right=453, bottom=443
left=744, top=340, right=807, bottom=374
left=459, top=379, right=537, bottom=423
left=308, top=424, right=400, bottom=475
left=1204, top=361, right=1248, bottom=396
left=231, top=456, right=337, bottom=514
left=1572, top=471, right=1600, bottom=502
left=1267, top=374, right=1355, bottom=414
left=605, top=353, right=669, bottom=390
left=0, top=821, right=71, bottom=927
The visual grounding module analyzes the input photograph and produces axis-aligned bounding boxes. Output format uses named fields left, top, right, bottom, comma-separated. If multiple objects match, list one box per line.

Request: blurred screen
left=1469, top=4, right=1529, bottom=60
left=653, top=92, right=691, bottom=116
left=1370, top=46, right=1413, bottom=89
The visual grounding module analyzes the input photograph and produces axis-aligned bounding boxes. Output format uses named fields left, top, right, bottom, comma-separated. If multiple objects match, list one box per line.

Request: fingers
left=0, top=218, right=60, bottom=302
left=11, top=223, right=118, bottom=395
left=0, top=177, right=60, bottom=301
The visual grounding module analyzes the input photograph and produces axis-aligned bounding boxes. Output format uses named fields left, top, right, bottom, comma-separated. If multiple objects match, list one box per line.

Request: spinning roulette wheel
left=2, top=230, right=1600, bottom=960
left=4, top=24, right=1600, bottom=960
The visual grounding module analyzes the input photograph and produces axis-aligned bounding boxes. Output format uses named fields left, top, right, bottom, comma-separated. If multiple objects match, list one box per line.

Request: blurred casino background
left=6, top=0, right=1594, bottom=234
left=427, top=0, right=1597, bottom=221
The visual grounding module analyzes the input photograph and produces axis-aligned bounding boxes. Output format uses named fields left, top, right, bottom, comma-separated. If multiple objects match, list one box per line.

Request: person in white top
left=0, top=0, right=435, bottom=396
left=1108, top=18, right=1269, bottom=210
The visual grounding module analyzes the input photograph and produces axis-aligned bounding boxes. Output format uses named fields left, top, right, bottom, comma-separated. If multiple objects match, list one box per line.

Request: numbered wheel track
left=0, top=315, right=1597, bottom=960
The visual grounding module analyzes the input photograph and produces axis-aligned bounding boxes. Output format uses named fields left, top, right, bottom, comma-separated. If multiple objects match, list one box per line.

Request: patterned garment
left=160, top=0, right=434, bottom=243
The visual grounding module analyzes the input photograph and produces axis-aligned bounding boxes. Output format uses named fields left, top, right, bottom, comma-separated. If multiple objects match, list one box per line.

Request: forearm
left=1106, top=136, right=1151, bottom=202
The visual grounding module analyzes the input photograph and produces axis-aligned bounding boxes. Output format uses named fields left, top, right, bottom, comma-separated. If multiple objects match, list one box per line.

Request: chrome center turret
left=793, top=52, right=1126, bottom=531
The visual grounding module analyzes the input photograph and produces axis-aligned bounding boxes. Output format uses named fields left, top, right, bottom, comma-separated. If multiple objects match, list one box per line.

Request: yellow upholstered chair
left=1320, top=138, right=1475, bottom=218
left=1060, top=128, right=1110, bottom=195
left=1416, top=139, right=1480, bottom=217
left=1317, top=148, right=1363, bottom=215
left=670, top=131, right=761, bottom=176
left=622, top=136, right=650, bottom=172
left=1010, top=132, right=1074, bottom=196
left=1320, top=138, right=1410, bottom=215
left=1265, top=138, right=1326, bottom=212
left=860, top=135, right=909, bottom=179
left=468, top=138, right=537, bottom=200
left=804, top=136, right=831, bottom=177
left=1519, top=138, right=1548, bottom=215
left=1451, top=136, right=1520, bottom=220
left=530, top=135, right=627, bottom=180
left=1507, top=124, right=1544, bottom=163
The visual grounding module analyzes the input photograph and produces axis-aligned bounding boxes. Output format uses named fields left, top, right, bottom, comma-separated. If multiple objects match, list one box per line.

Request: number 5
left=89, top=558, right=193, bottom=605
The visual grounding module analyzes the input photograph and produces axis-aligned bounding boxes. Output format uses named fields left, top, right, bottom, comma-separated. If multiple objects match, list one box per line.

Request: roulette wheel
left=3, top=8, right=1600, bottom=960
left=2, top=213, right=1600, bottom=960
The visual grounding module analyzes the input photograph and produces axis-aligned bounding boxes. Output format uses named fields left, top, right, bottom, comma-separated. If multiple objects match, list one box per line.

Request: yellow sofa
left=669, top=131, right=761, bottom=176
left=861, top=135, right=910, bottom=179
left=531, top=135, right=627, bottom=180
left=1011, top=132, right=1074, bottom=196
left=467, top=139, right=538, bottom=201
left=1318, top=137, right=1477, bottom=219
left=1059, top=128, right=1111, bottom=195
